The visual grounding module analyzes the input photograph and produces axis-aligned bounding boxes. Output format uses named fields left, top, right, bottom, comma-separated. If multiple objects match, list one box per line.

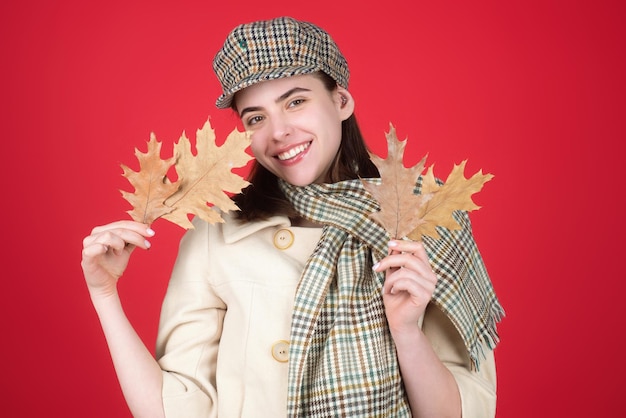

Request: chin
left=285, top=179, right=314, bottom=187
left=282, top=173, right=321, bottom=187
left=277, top=167, right=325, bottom=187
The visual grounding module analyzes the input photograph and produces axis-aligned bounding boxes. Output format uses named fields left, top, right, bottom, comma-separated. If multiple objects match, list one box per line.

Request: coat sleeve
left=155, top=217, right=225, bottom=418
left=422, top=303, right=497, bottom=418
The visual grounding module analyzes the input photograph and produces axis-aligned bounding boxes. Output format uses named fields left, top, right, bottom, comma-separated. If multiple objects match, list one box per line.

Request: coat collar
left=221, top=212, right=292, bottom=244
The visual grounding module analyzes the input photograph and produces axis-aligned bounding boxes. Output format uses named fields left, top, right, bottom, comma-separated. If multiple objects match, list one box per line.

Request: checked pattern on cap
left=213, top=17, right=349, bottom=108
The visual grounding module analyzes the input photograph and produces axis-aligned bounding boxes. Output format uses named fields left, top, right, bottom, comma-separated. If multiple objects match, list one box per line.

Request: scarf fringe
left=467, top=302, right=506, bottom=371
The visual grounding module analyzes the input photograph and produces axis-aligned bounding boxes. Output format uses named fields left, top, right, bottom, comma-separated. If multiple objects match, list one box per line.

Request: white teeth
left=277, top=142, right=310, bottom=161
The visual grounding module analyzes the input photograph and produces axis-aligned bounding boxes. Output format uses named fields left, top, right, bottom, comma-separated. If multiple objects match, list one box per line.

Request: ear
left=335, top=86, right=355, bottom=121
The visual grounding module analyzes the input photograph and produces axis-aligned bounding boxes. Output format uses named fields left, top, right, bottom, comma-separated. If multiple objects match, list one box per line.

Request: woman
left=81, top=16, right=503, bottom=418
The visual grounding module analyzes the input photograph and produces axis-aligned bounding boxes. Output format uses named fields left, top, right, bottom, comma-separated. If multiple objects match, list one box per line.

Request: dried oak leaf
left=120, top=133, right=180, bottom=225
left=161, top=119, right=252, bottom=229
left=362, top=123, right=493, bottom=240
left=361, top=125, right=430, bottom=239
left=409, top=161, right=493, bottom=241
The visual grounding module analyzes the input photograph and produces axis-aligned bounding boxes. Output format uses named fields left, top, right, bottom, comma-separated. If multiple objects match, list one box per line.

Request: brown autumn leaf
left=408, top=161, right=494, bottom=240
left=362, top=123, right=493, bottom=240
left=120, top=133, right=180, bottom=225
left=120, top=117, right=252, bottom=229
left=361, top=125, right=430, bottom=239
left=161, top=119, right=253, bottom=229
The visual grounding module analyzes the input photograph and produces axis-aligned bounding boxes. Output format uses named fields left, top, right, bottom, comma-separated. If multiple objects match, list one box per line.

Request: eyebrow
left=239, top=87, right=312, bottom=118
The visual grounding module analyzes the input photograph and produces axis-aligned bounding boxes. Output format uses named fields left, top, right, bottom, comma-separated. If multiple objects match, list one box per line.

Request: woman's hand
left=375, top=240, right=462, bottom=417
left=373, top=239, right=438, bottom=334
left=81, top=220, right=155, bottom=298
left=81, top=221, right=166, bottom=417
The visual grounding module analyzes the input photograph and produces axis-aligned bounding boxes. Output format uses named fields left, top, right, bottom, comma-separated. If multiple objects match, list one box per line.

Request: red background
left=2, top=1, right=624, bottom=416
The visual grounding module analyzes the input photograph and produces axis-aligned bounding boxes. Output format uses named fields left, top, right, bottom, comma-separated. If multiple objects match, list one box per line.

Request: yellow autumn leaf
left=162, top=118, right=253, bottom=229
left=361, top=124, right=430, bottom=239
left=363, top=123, right=493, bottom=240
left=120, top=133, right=179, bottom=225
left=408, top=162, right=494, bottom=240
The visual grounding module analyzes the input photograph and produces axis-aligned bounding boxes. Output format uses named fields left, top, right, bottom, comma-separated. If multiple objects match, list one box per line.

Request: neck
left=290, top=217, right=322, bottom=228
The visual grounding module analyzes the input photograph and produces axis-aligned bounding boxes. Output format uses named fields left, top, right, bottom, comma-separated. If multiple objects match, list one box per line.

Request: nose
left=269, top=113, right=292, bottom=142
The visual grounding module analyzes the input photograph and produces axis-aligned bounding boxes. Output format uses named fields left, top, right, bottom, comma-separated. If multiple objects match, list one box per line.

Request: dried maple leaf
left=161, top=119, right=252, bottom=229
left=362, top=123, right=493, bottom=240
left=120, top=133, right=180, bottom=225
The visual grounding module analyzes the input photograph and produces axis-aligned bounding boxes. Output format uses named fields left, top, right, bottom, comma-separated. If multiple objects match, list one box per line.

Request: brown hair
left=232, top=72, right=379, bottom=222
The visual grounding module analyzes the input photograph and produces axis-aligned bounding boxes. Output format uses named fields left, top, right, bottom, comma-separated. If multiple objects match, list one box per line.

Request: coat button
left=271, top=340, right=290, bottom=362
left=273, top=229, right=294, bottom=250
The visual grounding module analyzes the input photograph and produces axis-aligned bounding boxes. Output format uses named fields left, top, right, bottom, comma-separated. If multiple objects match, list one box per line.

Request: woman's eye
left=246, top=115, right=264, bottom=126
left=288, top=98, right=305, bottom=108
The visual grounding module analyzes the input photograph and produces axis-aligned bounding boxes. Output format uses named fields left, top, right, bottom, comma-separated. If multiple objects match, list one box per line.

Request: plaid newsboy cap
left=213, top=16, right=350, bottom=109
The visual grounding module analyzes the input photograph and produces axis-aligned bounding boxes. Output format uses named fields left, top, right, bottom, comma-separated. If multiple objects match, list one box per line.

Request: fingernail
left=372, top=262, right=380, bottom=271
left=388, top=240, right=398, bottom=247
left=144, top=240, right=151, bottom=249
left=147, top=228, right=155, bottom=236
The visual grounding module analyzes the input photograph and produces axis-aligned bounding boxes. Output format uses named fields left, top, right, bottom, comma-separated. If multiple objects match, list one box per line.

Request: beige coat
left=156, top=213, right=497, bottom=417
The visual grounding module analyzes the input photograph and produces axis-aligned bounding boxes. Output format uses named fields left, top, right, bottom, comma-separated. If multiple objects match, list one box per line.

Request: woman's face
left=235, top=74, right=354, bottom=186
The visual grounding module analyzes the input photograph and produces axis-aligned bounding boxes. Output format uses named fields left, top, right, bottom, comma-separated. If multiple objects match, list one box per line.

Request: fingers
left=82, top=221, right=155, bottom=254
left=373, top=239, right=438, bottom=297
left=381, top=271, right=436, bottom=311
left=88, top=220, right=155, bottom=240
left=81, top=241, right=113, bottom=259
left=388, top=239, right=428, bottom=259
left=374, top=240, right=433, bottom=276
left=383, top=268, right=436, bottom=297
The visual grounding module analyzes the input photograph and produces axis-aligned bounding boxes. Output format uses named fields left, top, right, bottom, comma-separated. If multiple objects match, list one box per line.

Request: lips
left=276, top=141, right=311, bottom=161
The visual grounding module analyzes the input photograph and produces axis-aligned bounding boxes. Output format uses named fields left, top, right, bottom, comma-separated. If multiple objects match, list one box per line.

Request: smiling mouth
left=276, top=142, right=311, bottom=161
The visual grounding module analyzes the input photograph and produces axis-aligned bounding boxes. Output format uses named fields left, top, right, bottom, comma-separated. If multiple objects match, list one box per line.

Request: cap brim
left=215, top=65, right=319, bottom=109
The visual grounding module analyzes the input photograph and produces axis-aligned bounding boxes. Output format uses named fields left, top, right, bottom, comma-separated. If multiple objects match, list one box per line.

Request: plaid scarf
left=279, top=178, right=504, bottom=417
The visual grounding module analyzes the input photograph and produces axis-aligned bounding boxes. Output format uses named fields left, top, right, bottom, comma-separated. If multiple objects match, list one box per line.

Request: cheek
left=324, top=118, right=343, bottom=152
left=249, top=132, right=265, bottom=158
